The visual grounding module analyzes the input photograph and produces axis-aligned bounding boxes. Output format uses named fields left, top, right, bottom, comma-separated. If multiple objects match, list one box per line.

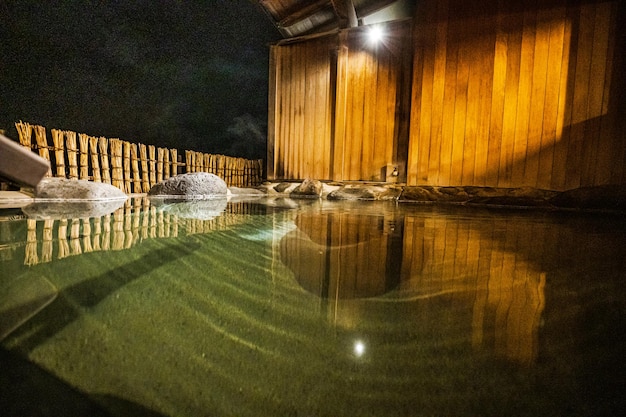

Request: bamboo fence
left=13, top=121, right=264, bottom=191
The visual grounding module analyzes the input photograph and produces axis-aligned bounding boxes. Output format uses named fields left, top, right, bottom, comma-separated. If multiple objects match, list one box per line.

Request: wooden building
left=255, top=0, right=626, bottom=190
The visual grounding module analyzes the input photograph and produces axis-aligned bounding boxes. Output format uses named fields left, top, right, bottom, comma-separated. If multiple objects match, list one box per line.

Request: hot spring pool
left=1, top=196, right=625, bottom=416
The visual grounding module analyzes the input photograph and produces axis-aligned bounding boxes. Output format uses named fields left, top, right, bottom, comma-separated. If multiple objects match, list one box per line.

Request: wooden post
left=52, top=129, right=66, bottom=178
left=98, top=137, right=111, bottom=184
left=65, top=131, right=78, bottom=180
left=58, top=219, right=70, bottom=259
left=89, top=136, right=101, bottom=182
left=78, top=133, right=89, bottom=180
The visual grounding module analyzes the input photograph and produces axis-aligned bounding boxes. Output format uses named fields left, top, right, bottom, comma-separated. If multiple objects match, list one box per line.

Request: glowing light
left=367, top=25, right=384, bottom=44
left=354, top=340, right=366, bottom=357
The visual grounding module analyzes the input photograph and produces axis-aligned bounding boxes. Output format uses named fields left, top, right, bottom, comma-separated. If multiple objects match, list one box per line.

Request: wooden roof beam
left=330, top=0, right=358, bottom=28
left=271, top=0, right=332, bottom=28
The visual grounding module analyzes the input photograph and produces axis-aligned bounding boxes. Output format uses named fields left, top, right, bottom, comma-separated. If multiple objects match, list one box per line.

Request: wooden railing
left=13, top=121, right=263, bottom=191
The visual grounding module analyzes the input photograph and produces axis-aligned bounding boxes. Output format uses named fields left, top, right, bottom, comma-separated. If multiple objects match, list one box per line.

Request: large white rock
left=34, top=177, right=127, bottom=200
left=148, top=173, right=228, bottom=198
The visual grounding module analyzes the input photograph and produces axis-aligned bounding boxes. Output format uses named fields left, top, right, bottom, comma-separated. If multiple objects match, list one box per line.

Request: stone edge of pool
left=2, top=180, right=626, bottom=213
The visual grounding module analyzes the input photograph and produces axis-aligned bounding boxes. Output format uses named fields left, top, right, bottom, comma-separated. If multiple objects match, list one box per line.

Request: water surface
left=1, top=197, right=625, bottom=416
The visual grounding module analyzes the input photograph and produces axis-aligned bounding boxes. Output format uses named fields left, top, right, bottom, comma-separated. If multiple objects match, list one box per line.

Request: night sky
left=0, top=0, right=281, bottom=160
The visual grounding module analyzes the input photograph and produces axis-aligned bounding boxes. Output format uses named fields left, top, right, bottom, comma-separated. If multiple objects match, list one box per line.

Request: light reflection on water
left=1, top=197, right=625, bottom=416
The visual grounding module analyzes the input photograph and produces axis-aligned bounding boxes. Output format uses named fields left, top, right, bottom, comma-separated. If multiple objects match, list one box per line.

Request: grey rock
left=34, top=177, right=127, bottom=201
left=148, top=173, right=228, bottom=197
left=290, top=179, right=323, bottom=198
left=22, top=199, right=126, bottom=220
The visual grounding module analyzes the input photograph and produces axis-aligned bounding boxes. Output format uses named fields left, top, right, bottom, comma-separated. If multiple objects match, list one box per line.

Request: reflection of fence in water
left=23, top=199, right=252, bottom=266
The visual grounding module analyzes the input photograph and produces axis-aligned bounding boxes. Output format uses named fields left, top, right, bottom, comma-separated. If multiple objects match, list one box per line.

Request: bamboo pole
left=34, top=125, right=52, bottom=176
left=131, top=143, right=141, bottom=193
left=170, top=149, right=178, bottom=176
left=15, top=121, right=32, bottom=150
left=149, top=206, right=157, bottom=238
left=89, top=136, right=101, bottom=182
left=185, top=150, right=193, bottom=173
left=123, top=141, right=132, bottom=193
left=51, top=129, right=66, bottom=178
left=157, top=147, right=164, bottom=183
left=163, top=147, right=171, bottom=179
left=204, top=153, right=210, bottom=174
left=65, top=131, right=78, bottom=180
left=140, top=144, right=149, bottom=192
left=148, top=145, right=156, bottom=188
left=99, top=137, right=111, bottom=184
left=78, top=133, right=89, bottom=180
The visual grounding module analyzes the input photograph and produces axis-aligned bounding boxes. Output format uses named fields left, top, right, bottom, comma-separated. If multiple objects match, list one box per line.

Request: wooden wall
left=268, top=20, right=412, bottom=181
left=407, top=0, right=625, bottom=189
left=268, top=0, right=625, bottom=190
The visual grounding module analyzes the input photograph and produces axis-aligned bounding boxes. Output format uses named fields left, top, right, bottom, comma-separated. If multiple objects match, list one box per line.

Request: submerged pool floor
left=1, top=197, right=625, bottom=416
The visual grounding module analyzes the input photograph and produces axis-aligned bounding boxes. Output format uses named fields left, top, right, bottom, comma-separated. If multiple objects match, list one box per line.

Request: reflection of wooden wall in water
left=401, top=215, right=547, bottom=365
left=279, top=211, right=403, bottom=299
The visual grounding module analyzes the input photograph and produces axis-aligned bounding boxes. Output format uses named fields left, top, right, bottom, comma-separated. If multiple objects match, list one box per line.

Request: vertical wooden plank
left=597, top=2, right=619, bottom=184
left=551, top=4, right=576, bottom=190
left=565, top=4, right=594, bottom=189
left=510, top=1, right=537, bottom=187
left=487, top=3, right=507, bottom=187
left=496, top=4, right=523, bottom=188
left=361, top=42, right=376, bottom=180
left=304, top=41, right=316, bottom=178
left=348, top=45, right=366, bottom=180
left=267, top=45, right=278, bottom=180
left=406, top=0, right=430, bottom=185
left=374, top=46, right=391, bottom=181
left=332, top=33, right=349, bottom=180
left=586, top=2, right=611, bottom=185
left=537, top=1, right=566, bottom=190
left=428, top=0, right=449, bottom=185
left=451, top=19, right=470, bottom=186
left=439, top=5, right=459, bottom=186
left=525, top=4, right=551, bottom=188
left=474, top=6, right=496, bottom=186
